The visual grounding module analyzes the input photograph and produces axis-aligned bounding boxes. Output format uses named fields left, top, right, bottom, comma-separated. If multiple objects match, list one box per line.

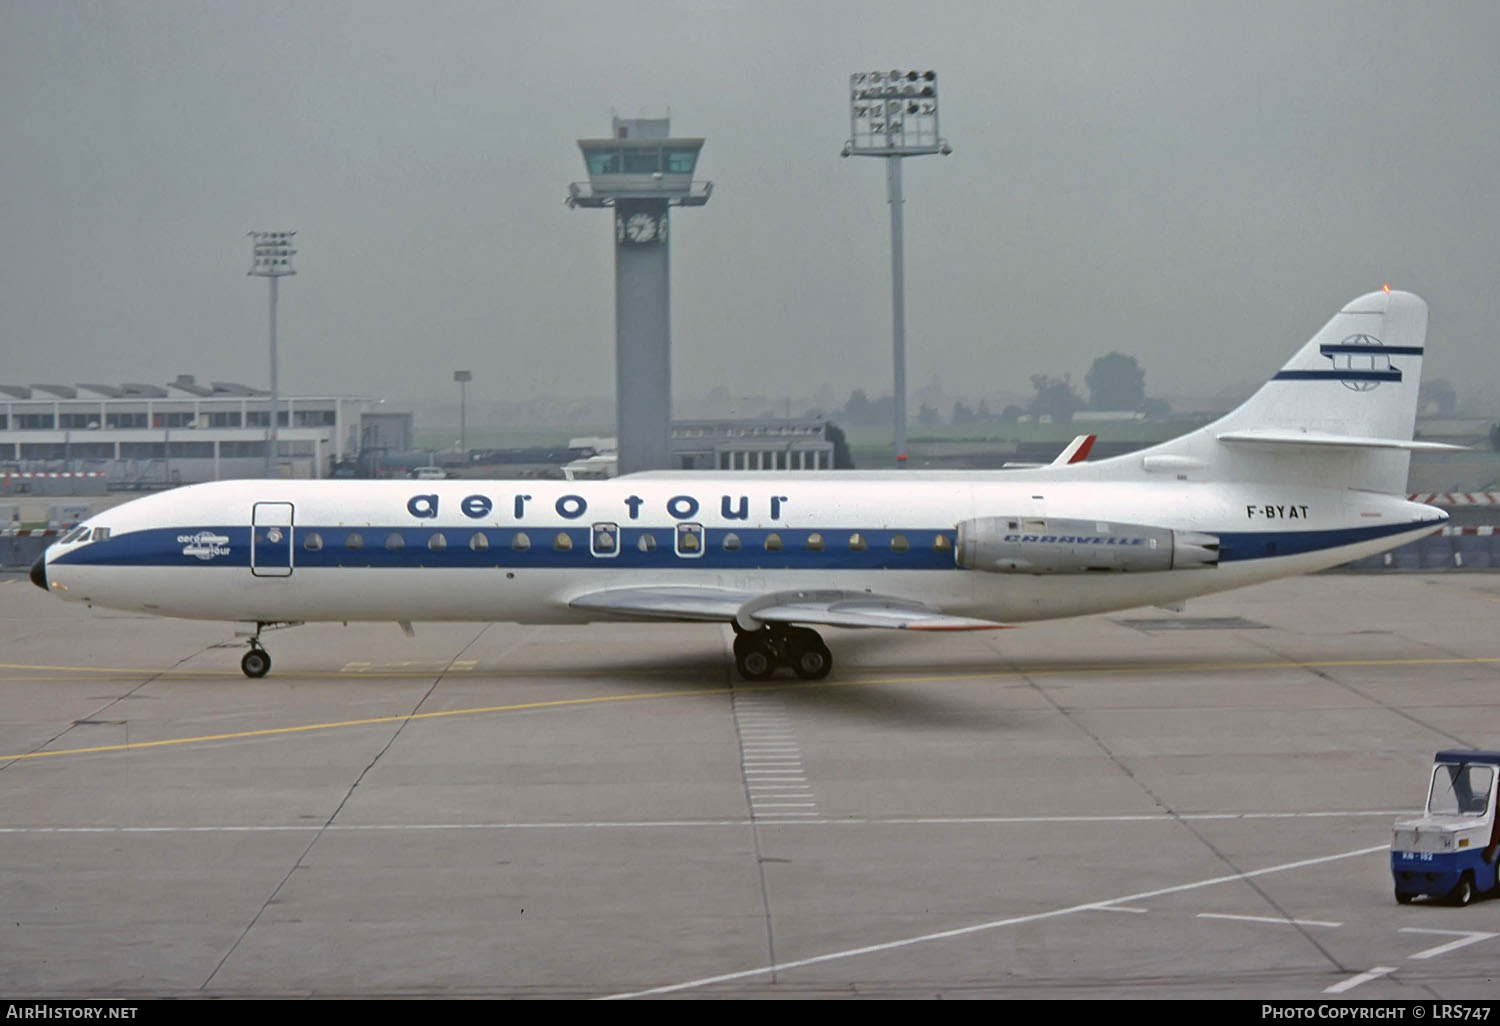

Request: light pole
left=842, top=70, right=950, bottom=466
left=248, top=231, right=297, bottom=478
left=454, top=370, right=472, bottom=457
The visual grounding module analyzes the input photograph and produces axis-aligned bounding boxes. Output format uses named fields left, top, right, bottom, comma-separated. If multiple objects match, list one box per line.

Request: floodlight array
left=846, top=70, right=945, bottom=154
left=248, top=231, right=297, bottom=276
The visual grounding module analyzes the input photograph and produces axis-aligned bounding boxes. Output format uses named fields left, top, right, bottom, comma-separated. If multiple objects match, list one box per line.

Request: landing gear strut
left=732, top=625, right=832, bottom=681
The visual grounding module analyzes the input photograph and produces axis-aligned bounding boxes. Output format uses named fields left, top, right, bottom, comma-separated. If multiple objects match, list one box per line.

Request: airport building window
left=69, top=443, right=114, bottom=459
left=554, top=532, right=572, bottom=551
left=469, top=532, right=489, bottom=551
left=58, top=413, right=95, bottom=429
left=623, top=148, right=660, bottom=173
left=664, top=148, right=698, bottom=173
left=385, top=533, right=405, bottom=550
left=806, top=532, right=825, bottom=552
left=207, top=411, right=242, bottom=427
left=220, top=441, right=267, bottom=458
left=16, top=413, right=56, bottom=429
left=587, top=150, right=621, bottom=175
left=345, top=532, right=364, bottom=549
left=428, top=533, right=447, bottom=551
left=890, top=535, right=909, bottom=553
left=722, top=532, right=741, bottom=551
left=105, top=412, right=147, bottom=429
left=764, top=533, right=782, bottom=552
left=119, top=443, right=165, bottom=459
left=304, top=532, right=323, bottom=551
left=848, top=533, right=867, bottom=552
left=512, top=531, right=531, bottom=551
left=168, top=442, right=213, bottom=458
left=156, top=412, right=195, bottom=428
left=294, top=410, right=336, bottom=426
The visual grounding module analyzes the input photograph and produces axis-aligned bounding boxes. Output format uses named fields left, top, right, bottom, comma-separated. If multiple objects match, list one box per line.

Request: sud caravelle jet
left=31, top=289, right=1455, bottom=681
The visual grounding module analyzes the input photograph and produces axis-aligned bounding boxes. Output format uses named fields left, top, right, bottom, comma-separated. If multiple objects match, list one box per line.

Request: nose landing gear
left=241, top=642, right=271, bottom=679
left=732, top=625, right=832, bottom=681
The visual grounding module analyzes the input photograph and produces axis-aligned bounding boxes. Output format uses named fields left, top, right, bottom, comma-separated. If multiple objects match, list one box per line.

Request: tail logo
left=1320, top=334, right=1397, bottom=391
left=1276, top=334, right=1412, bottom=390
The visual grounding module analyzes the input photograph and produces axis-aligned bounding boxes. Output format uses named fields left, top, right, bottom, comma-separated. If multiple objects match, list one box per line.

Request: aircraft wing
left=568, top=586, right=1011, bottom=631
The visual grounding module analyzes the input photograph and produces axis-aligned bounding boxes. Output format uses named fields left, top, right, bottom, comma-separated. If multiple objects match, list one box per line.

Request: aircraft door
left=251, top=502, right=294, bottom=577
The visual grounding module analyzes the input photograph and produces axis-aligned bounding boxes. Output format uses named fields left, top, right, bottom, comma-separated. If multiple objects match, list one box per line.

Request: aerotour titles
left=405, top=492, right=791, bottom=523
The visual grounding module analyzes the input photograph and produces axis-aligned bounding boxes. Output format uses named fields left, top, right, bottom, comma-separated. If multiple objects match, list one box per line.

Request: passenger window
left=591, top=522, right=618, bottom=556
left=637, top=533, right=657, bottom=552
left=512, top=531, right=531, bottom=551
left=933, top=533, right=953, bottom=551
left=764, top=533, right=782, bottom=552
left=848, top=533, right=867, bottom=552
left=554, top=532, right=573, bottom=551
left=890, top=534, right=909, bottom=552
left=385, top=533, right=405, bottom=550
left=806, top=532, right=825, bottom=552
left=722, top=532, right=741, bottom=551
left=428, top=533, right=447, bottom=551
left=469, top=532, right=490, bottom=551
left=345, top=531, right=364, bottom=549
left=676, top=523, right=703, bottom=557
left=303, top=532, right=323, bottom=551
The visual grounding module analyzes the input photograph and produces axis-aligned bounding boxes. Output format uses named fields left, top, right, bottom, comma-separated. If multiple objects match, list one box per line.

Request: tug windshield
left=1428, top=763, right=1494, bottom=816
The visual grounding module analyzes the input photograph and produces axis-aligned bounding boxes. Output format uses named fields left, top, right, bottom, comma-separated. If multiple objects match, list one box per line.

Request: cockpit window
left=60, top=527, right=89, bottom=544
left=91, top=527, right=110, bottom=542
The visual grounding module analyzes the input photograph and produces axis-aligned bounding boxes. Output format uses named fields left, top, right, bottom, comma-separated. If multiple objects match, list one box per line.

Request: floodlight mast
left=248, top=231, right=297, bottom=478
left=842, top=70, right=950, bottom=466
left=454, top=370, right=472, bottom=456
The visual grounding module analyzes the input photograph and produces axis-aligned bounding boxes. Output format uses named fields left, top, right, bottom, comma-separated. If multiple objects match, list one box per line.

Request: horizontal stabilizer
left=1216, top=429, right=1467, bottom=452
left=569, top=585, right=1010, bottom=631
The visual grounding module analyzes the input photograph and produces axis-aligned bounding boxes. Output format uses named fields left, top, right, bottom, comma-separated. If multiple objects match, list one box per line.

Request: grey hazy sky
left=2, top=0, right=1497, bottom=412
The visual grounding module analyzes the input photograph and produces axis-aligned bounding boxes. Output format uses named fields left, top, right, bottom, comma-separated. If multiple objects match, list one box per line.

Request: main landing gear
left=732, top=624, right=832, bottom=681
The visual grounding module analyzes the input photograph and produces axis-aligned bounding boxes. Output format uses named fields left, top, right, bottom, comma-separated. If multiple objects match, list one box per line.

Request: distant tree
left=1420, top=378, right=1458, bottom=417
left=976, top=399, right=992, bottom=421
left=825, top=421, right=855, bottom=468
left=1141, top=397, right=1172, bottom=418
left=843, top=389, right=870, bottom=424
left=952, top=399, right=975, bottom=426
left=1026, top=374, right=1085, bottom=423
left=917, top=403, right=939, bottom=428
left=1490, top=422, right=1500, bottom=453
left=1084, top=352, right=1147, bottom=411
left=999, top=403, right=1023, bottom=424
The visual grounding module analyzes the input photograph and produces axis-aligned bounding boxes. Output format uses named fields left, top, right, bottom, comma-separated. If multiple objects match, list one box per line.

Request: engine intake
left=956, top=516, right=1219, bottom=574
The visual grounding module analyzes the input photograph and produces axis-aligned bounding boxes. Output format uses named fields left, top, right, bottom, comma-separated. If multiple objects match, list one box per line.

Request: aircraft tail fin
left=1131, top=289, right=1437, bottom=493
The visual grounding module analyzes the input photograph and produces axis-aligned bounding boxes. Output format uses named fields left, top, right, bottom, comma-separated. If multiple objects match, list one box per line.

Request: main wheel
left=790, top=640, right=832, bottom=680
left=733, top=634, right=776, bottom=680
left=241, top=648, right=271, bottom=679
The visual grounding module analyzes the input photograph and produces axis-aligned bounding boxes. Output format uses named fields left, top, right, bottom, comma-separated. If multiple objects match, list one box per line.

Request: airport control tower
left=568, top=117, right=711, bottom=474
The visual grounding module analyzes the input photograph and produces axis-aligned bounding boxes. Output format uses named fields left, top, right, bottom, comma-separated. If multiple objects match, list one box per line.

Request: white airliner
left=31, top=289, right=1454, bottom=680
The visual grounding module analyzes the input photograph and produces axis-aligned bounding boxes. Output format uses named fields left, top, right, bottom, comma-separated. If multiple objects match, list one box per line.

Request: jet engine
left=956, top=516, right=1219, bottom=573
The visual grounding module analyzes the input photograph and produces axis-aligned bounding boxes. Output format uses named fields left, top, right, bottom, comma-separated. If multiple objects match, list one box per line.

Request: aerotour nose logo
left=179, top=531, right=231, bottom=560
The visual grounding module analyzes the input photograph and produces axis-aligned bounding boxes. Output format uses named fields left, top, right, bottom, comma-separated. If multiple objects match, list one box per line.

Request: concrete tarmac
left=2, top=570, right=1499, bottom=999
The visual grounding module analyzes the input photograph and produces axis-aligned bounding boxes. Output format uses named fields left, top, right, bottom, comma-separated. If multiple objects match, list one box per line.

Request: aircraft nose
left=29, top=553, right=47, bottom=591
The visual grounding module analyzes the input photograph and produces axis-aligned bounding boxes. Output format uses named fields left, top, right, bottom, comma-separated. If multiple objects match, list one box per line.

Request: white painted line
left=1084, top=904, right=1148, bottom=914
left=1399, top=928, right=1499, bottom=959
left=1198, top=913, right=1341, bottom=928
left=754, top=803, right=816, bottom=809
left=1324, top=966, right=1396, bottom=994
left=601, top=844, right=1390, bottom=999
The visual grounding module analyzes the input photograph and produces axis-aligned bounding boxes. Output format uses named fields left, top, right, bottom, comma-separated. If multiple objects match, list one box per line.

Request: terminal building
left=0, top=378, right=378, bottom=485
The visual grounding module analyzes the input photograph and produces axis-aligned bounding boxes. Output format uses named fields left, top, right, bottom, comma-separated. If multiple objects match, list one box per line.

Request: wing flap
left=568, top=585, right=1010, bottom=631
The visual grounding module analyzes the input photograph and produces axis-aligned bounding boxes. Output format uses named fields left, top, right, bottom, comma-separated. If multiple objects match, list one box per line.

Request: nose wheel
left=733, top=626, right=832, bottom=681
left=240, top=643, right=271, bottom=679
